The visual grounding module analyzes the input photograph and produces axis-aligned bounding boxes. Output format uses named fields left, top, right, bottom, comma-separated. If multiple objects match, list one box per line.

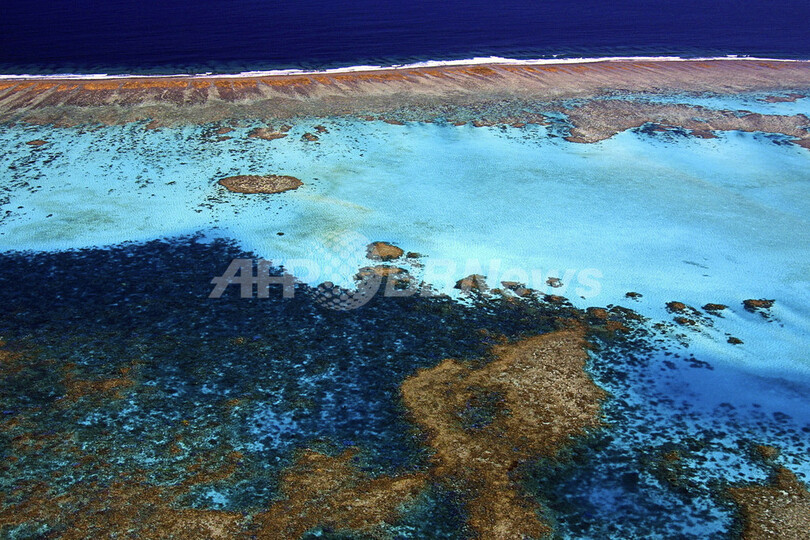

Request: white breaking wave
left=0, top=55, right=807, bottom=81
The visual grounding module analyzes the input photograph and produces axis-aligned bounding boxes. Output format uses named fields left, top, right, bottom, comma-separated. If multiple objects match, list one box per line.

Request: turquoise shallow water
left=2, top=99, right=809, bottom=375
left=1, top=93, right=809, bottom=537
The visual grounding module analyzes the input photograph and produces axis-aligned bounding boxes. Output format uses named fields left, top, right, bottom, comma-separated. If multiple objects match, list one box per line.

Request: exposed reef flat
left=1, top=59, right=810, bottom=130
left=561, top=100, right=810, bottom=148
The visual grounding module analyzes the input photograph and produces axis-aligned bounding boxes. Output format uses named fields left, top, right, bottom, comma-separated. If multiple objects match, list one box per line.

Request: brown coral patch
left=366, top=241, right=404, bottom=261
left=743, top=299, right=775, bottom=313
left=0, top=343, right=25, bottom=376
left=563, top=100, right=810, bottom=150
left=218, top=174, right=303, bottom=194
left=355, top=265, right=408, bottom=279
left=728, top=467, right=810, bottom=540
left=454, top=274, right=488, bottom=292
left=252, top=450, right=426, bottom=538
left=754, top=445, right=780, bottom=461
left=248, top=127, right=287, bottom=140
left=60, top=367, right=135, bottom=404
left=666, top=301, right=688, bottom=313
left=761, top=93, right=805, bottom=103
left=400, top=327, right=606, bottom=539
left=0, top=479, right=245, bottom=539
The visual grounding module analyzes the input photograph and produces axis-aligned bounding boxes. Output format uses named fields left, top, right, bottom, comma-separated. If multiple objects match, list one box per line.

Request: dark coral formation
left=218, top=174, right=303, bottom=194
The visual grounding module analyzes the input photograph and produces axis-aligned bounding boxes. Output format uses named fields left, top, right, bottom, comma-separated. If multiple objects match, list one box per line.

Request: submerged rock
left=301, top=133, right=319, bottom=142
left=248, top=127, right=287, bottom=140
left=366, top=241, right=404, bottom=261
left=703, top=303, right=728, bottom=313
left=587, top=307, right=609, bottom=320
left=666, top=301, right=688, bottom=313
left=501, top=281, right=532, bottom=297
left=355, top=265, right=408, bottom=279
left=455, top=274, right=488, bottom=292
left=218, top=174, right=303, bottom=194
left=743, top=299, right=775, bottom=313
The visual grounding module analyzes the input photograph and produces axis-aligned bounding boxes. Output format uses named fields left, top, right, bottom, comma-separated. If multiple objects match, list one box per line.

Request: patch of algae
left=401, top=325, right=606, bottom=539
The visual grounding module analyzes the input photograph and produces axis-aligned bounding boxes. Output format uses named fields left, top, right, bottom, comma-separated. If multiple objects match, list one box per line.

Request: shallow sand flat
left=1, top=59, right=810, bottom=127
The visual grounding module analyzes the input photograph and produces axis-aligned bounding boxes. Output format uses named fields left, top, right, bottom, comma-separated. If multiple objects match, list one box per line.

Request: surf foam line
left=1, top=55, right=808, bottom=81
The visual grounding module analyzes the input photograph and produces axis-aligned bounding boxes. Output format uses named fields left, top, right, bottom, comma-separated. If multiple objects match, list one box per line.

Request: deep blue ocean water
left=1, top=0, right=810, bottom=74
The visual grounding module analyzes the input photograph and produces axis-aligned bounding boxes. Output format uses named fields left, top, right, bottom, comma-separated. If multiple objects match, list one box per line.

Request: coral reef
left=743, top=299, right=775, bottom=314
left=366, top=241, right=404, bottom=261
left=2, top=60, right=809, bottom=130
left=455, top=274, right=488, bottom=292
left=562, top=100, right=810, bottom=149
left=401, top=327, right=606, bottom=538
left=248, top=127, right=287, bottom=140
left=252, top=450, right=427, bottom=538
left=728, top=468, right=810, bottom=539
left=218, top=174, right=303, bottom=194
